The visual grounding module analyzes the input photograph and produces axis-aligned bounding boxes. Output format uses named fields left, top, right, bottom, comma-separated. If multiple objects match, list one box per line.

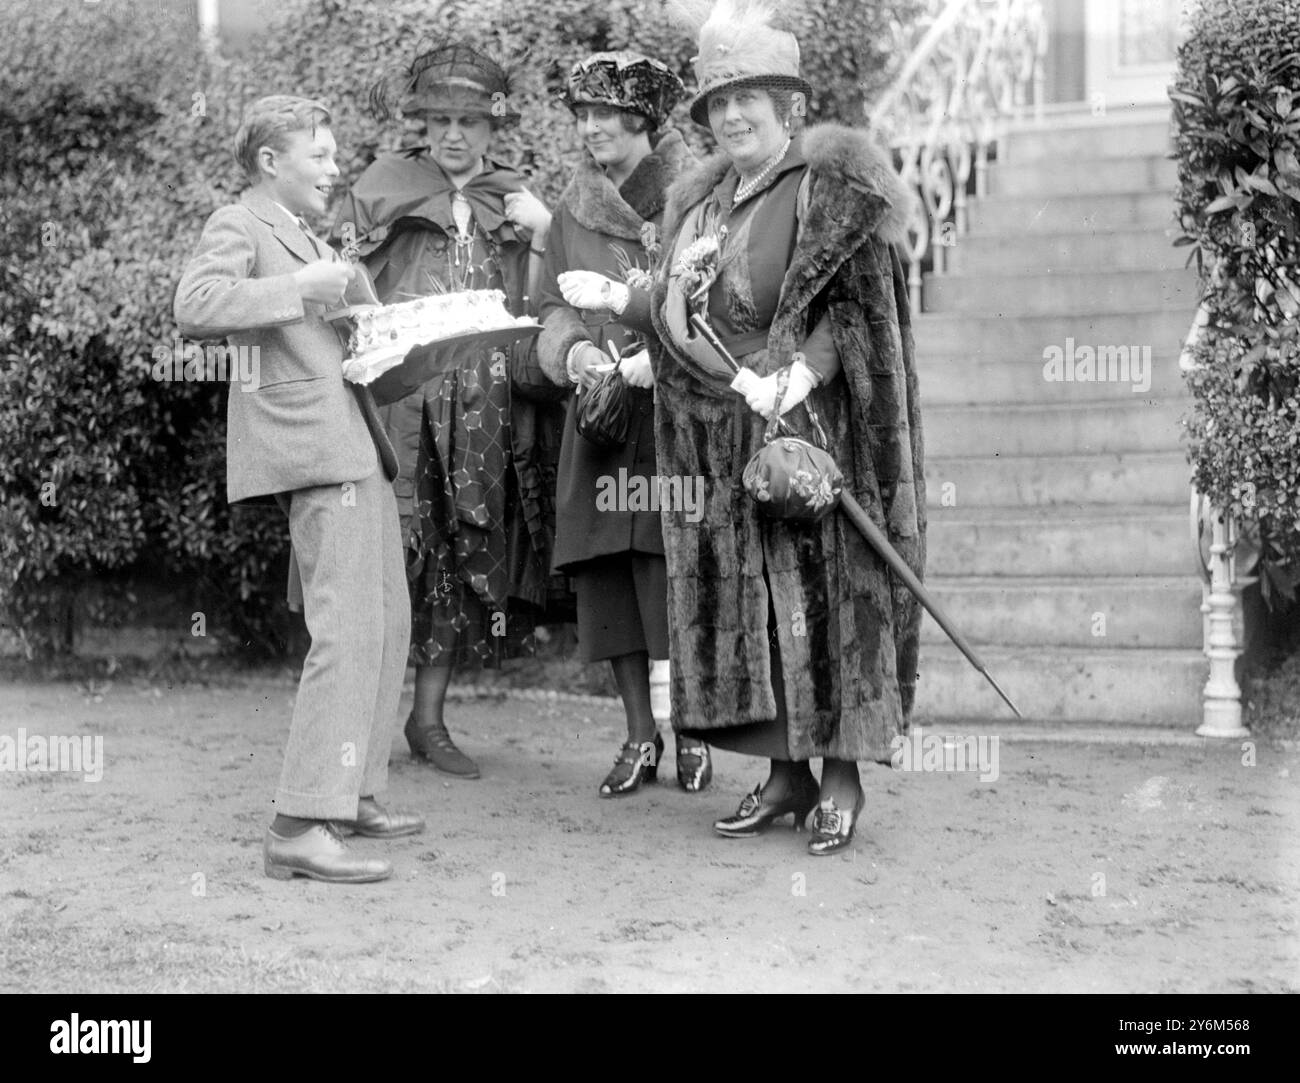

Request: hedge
left=1172, top=0, right=1300, bottom=605
left=0, top=0, right=918, bottom=656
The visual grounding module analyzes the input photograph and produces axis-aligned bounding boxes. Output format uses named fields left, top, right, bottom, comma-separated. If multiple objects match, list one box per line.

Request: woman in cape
left=332, top=42, right=569, bottom=780
left=537, top=51, right=711, bottom=796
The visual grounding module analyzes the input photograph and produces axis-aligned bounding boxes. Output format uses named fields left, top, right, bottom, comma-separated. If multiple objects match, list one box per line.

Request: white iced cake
left=342, top=289, right=532, bottom=383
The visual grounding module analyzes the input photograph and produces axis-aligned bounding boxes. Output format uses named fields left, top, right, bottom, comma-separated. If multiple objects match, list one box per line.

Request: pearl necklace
left=733, top=137, right=792, bottom=206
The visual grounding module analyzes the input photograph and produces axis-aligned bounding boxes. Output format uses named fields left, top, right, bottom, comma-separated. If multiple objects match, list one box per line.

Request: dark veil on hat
left=369, top=41, right=523, bottom=126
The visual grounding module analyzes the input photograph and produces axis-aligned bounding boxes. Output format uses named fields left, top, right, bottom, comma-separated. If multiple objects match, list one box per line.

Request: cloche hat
left=563, top=51, right=685, bottom=128
left=672, top=0, right=813, bottom=126
left=370, top=42, right=522, bottom=126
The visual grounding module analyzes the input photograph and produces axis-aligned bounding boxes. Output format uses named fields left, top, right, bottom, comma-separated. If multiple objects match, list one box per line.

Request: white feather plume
left=667, top=0, right=788, bottom=33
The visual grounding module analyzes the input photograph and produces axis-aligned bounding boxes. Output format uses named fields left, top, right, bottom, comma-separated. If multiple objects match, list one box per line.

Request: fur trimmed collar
left=560, top=128, right=695, bottom=240
left=662, top=123, right=914, bottom=249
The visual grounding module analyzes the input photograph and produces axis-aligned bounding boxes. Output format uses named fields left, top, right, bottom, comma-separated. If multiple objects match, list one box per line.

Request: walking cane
left=690, top=314, right=1023, bottom=719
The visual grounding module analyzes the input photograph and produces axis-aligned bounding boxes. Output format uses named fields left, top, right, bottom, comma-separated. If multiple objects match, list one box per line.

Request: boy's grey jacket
left=175, top=188, right=398, bottom=503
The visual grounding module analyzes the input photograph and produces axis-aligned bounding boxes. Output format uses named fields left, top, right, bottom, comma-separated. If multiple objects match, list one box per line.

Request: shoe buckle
left=813, top=801, right=843, bottom=836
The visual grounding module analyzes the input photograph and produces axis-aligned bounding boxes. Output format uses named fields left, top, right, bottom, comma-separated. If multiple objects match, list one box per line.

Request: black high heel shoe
left=675, top=738, right=712, bottom=792
left=713, top=774, right=818, bottom=838
left=807, top=790, right=866, bottom=856
left=599, top=733, right=664, bottom=798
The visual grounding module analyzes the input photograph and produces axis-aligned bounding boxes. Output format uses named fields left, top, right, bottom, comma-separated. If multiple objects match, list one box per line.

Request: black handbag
left=575, top=352, right=630, bottom=449
left=742, top=368, right=843, bottom=521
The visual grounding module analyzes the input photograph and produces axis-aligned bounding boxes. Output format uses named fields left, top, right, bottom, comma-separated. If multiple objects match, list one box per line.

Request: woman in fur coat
left=537, top=52, right=712, bottom=796
left=577, top=1, right=926, bottom=854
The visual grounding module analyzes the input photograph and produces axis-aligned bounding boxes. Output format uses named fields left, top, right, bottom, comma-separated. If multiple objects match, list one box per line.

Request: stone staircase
left=910, top=106, right=1204, bottom=728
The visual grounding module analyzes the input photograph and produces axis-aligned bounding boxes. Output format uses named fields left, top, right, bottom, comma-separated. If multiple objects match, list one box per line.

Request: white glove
left=558, top=270, right=629, bottom=314
left=730, top=360, right=819, bottom=420
left=729, top=367, right=761, bottom=397
left=778, top=358, right=818, bottom=416
left=619, top=348, right=654, bottom=389
left=731, top=367, right=780, bottom=419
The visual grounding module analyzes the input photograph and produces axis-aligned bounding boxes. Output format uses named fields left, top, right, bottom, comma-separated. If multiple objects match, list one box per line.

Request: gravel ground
left=1, top=674, right=1297, bottom=993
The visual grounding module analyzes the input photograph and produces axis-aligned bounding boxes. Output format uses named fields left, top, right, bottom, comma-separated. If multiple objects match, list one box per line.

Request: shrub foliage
left=1172, top=0, right=1300, bottom=603
left=0, top=0, right=915, bottom=655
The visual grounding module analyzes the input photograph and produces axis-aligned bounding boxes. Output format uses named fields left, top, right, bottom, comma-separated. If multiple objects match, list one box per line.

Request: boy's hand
left=294, top=260, right=355, bottom=305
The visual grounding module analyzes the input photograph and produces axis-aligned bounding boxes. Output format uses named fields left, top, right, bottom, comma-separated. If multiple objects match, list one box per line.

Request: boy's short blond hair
left=234, top=95, right=332, bottom=179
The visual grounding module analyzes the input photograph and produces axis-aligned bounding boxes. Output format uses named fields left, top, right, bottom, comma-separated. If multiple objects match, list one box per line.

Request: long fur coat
left=649, top=123, right=926, bottom=762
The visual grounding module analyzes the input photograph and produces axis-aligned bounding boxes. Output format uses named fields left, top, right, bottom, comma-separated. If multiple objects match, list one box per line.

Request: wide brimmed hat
left=673, top=0, right=813, bottom=126
left=370, top=42, right=522, bottom=126
left=563, top=51, right=685, bottom=128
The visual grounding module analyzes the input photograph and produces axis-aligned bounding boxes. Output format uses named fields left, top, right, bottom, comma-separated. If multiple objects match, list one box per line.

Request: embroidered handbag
left=742, top=369, right=843, bottom=521
left=575, top=351, right=630, bottom=449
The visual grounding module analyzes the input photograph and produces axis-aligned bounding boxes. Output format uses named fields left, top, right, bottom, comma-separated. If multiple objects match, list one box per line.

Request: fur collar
left=662, top=123, right=914, bottom=249
left=560, top=128, right=694, bottom=240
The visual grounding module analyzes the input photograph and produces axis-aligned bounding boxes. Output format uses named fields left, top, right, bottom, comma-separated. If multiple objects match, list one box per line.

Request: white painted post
left=1198, top=509, right=1249, bottom=738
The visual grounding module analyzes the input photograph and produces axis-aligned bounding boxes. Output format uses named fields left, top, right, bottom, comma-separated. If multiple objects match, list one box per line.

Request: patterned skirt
left=404, top=347, right=541, bottom=669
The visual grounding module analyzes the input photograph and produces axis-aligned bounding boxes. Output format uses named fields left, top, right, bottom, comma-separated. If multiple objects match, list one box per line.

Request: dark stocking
left=762, top=757, right=817, bottom=804
left=270, top=814, right=317, bottom=837
left=610, top=650, right=656, bottom=745
left=412, top=663, right=453, bottom=730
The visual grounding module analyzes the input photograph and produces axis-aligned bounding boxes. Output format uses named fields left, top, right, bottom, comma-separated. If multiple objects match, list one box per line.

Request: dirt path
left=1, top=675, right=1297, bottom=993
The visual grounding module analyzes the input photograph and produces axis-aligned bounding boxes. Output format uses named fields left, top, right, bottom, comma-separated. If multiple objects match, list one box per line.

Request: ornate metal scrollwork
left=867, top=0, right=1048, bottom=310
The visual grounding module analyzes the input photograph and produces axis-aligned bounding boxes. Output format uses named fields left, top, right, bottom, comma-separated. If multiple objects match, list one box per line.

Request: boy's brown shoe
left=338, top=797, right=425, bottom=839
left=263, top=822, right=391, bottom=883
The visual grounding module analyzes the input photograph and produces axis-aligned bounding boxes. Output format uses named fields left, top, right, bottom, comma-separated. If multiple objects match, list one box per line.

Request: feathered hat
left=562, top=51, right=685, bottom=129
left=369, top=42, right=522, bottom=127
left=670, top=0, right=813, bottom=126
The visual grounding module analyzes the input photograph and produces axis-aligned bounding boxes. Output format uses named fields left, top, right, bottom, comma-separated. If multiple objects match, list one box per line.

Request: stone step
left=925, top=504, right=1194, bottom=577
left=913, top=308, right=1192, bottom=362
left=923, top=268, right=1198, bottom=316
left=911, top=644, right=1204, bottom=726
left=917, top=356, right=1188, bottom=405
left=918, top=576, right=1202, bottom=649
left=969, top=191, right=1176, bottom=233
left=945, top=228, right=1189, bottom=274
left=1002, top=117, right=1173, bottom=163
left=925, top=451, right=1189, bottom=507
left=925, top=399, right=1187, bottom=456
left=987, top=153, right=1180, bottom=197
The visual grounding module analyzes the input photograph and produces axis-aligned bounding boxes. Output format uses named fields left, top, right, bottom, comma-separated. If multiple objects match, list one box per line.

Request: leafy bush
left=1172, top=0, right=1300, bottom=604
left=1245, top=651, right=1300, bottom=740
left=0, top=0, right=915, bottom=658
left=0, top=0, right=210, bottom=653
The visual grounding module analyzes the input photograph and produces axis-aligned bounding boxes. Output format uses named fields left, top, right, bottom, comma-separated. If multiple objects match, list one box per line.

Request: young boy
left=175, top=95, right=422, bottom=884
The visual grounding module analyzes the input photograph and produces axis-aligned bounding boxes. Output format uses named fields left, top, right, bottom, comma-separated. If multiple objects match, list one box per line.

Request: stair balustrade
left=867, top=0, right=1048, bottom=311
left=1181, top=306, right=1251, bottom=738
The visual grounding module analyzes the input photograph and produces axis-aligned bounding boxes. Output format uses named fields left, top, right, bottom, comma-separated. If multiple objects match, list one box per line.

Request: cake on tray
left=341, top=288, right=535, bottom=385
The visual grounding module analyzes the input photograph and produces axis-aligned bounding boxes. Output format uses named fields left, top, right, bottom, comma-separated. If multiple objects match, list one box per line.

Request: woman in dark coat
left=537, top=52, right=712, bottom=796
left=576, top=1, right=926, bottom=853
left=332, top=43, right=568, bottom=779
